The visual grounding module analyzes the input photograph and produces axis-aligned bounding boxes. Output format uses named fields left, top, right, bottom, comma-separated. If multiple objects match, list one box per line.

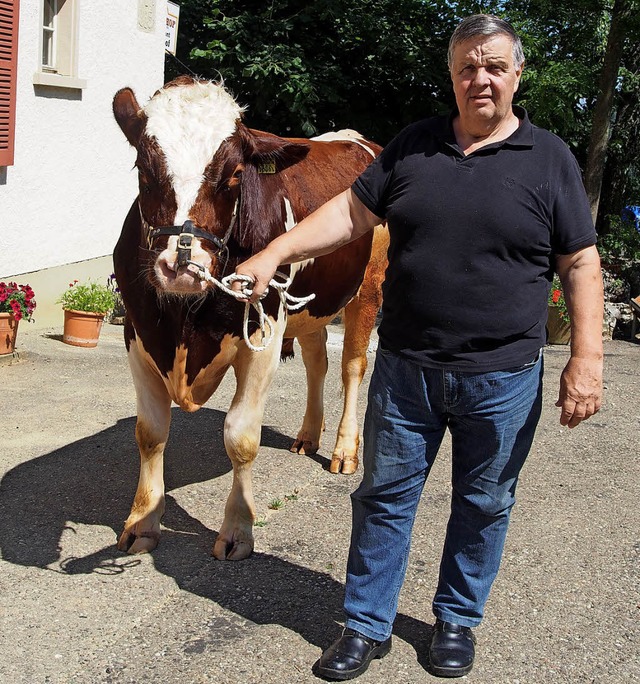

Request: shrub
left=57, top=279, right=118, bottom=314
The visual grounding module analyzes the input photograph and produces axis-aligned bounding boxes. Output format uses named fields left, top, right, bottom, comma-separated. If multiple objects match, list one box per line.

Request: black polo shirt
left=352, top=107, right=596, bottom=372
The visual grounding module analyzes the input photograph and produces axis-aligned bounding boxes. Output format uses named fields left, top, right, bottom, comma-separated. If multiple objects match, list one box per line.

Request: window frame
left=41, top=0, right=57, bottom=71
left=33, top=0, right=86, bottom=90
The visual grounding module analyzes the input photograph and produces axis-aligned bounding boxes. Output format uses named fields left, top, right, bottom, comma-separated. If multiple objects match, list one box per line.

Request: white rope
left=194, top=267, right=315, bottom=352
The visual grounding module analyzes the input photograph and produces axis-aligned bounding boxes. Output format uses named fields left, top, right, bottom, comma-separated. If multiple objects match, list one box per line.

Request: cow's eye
left=227, top=164, right=244, bottom=188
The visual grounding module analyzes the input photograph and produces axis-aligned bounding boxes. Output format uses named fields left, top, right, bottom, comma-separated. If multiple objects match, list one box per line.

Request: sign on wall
left=166, top=2, right=180, bottom=55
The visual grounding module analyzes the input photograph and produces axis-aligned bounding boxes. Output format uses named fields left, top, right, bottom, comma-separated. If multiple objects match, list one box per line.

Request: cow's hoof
left=117, top=529, right=160, bottom=554
left=289, top=438, right=319, bottom=455
left=212, top=536, right=254, bottom=561
left=330, top=455, right=359, bottom=475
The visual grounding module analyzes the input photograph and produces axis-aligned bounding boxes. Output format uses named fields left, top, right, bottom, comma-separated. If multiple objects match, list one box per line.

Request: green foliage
left=597, top=33, right=640, bottom=220
left=170, top=0, right=640, bottom=216
left=598, top=215, right=640, bottom=264
left=253, top=515, right=267, bottom=527
left=180, top=0, right=454, bottom=142
left=499, top=0, right=606, bottom=160
left=57, top=279, right=118, bottom=314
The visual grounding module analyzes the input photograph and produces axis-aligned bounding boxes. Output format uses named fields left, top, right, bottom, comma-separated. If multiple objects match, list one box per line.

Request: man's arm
left=555, top=245, right=604, bottom=428
left=234, top=188, right=381, bottom=301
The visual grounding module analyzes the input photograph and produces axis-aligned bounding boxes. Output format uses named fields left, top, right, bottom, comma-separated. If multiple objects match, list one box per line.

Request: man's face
left=450, top=34, right=523, bottom=130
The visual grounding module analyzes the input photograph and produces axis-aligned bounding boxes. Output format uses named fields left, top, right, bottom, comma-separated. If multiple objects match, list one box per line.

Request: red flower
left=10, top=300, right=22, bottom=320
left=552, top=289, right=561, bottom=304
left=0, top=281, right=36, bottom=321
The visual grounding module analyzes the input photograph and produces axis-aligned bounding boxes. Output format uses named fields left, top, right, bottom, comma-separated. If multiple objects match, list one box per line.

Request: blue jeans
left=343, top=347, right=543, bottom=640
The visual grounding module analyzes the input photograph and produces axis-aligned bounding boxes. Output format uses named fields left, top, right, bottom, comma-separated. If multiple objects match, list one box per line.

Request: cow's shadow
left=0, top=407, right=224, bottom=568
left=0, top=407, right=430, bottom=662
left=0, top=407, right=300, bottom=570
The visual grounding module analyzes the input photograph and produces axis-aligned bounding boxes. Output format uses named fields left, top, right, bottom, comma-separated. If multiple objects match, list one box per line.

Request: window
left=42, top=0, right=55, bottom=69
left=0, top=0, right=19, bottom=166
left=33, top=0, right=86, bottom=89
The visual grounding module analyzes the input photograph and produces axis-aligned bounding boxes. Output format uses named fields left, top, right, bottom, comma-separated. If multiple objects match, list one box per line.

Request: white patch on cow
left=283, top=196, right=314, bottom=278
left=143, top=81, right=245, bottom=224
left=283, top=197, right=296, bottom=232
left=312, top=129, right=376, bottom=158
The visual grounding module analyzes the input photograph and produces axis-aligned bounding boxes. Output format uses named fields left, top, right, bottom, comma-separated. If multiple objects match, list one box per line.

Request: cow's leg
left=290, top=327, right=328, bottom=455
left=331, top=240, right=386, bottom=474
left=118, top=341, right=171, bottom=554
left=213, top=322, right=285, bottom=561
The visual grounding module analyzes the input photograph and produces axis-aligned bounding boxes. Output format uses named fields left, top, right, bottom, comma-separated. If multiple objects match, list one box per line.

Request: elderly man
left=236, top=13, right=603, bottom=680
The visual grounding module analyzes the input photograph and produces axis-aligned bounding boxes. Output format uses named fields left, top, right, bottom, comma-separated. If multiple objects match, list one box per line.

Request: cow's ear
left=243, top=129, right=310, bottom=172
left=113, top=88, right=147, bottom=148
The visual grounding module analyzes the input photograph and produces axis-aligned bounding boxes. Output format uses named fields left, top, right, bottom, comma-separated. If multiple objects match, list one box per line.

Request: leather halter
left=140, top=196, right=239, bottom=268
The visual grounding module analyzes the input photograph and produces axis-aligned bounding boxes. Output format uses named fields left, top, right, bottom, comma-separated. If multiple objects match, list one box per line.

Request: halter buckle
left=177, top=220, right=195, bottom=267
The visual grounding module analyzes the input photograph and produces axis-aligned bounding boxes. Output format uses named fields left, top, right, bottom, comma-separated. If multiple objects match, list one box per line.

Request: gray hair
left=448, top=14, right=525, bottom=70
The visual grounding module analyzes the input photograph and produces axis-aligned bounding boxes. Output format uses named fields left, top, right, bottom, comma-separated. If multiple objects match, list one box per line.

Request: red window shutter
left=0, top=0, right=19, bottom=167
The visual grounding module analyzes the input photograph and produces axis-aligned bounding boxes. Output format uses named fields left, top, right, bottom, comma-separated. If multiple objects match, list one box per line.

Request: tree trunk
left=583, top=0, right=629, bottom=226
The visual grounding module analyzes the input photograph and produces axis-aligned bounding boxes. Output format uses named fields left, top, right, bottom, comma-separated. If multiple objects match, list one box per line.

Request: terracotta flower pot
left=547, top=305, right=571, bottom=345
left=0, top=312, right=19, bottom=355
left=62, top=309, right=106, bottom=348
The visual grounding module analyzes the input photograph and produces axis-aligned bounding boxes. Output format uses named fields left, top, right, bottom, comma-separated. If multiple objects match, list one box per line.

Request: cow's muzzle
left=141, top=198, right=239, bottom=273
left=149, top=220, right=225, bottom=268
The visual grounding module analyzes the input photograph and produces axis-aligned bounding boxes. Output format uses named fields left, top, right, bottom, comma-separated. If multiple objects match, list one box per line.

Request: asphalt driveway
left=0, top=323, right=638, bottom=683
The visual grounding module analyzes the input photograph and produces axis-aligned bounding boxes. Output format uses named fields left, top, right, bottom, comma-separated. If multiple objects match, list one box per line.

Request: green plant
left=548, top=275, right=570, bottom=323
left=57, top=279, right=118, bottom=314
left=598, top=215, right=640, bottom=265
left=253, top=516, right=267, bottom=527
left=268, top=498, right=284, bottom=510
left=0, top=281, right=36, bottom=321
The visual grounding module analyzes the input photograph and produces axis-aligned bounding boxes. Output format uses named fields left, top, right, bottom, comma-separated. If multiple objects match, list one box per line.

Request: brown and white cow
left=112, top=77, right=388, bottom=560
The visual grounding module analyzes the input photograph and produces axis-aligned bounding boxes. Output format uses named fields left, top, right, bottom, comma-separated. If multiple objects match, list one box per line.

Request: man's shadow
left=0, top=406, right=431, bottom=662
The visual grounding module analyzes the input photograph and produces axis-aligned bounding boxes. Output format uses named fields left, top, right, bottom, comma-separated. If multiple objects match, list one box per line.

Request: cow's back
left=278, top=134, right=384, bottom=323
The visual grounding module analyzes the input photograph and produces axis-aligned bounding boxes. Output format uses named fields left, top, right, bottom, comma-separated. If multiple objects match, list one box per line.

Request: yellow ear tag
left=258, top=161, right=277, bottom=174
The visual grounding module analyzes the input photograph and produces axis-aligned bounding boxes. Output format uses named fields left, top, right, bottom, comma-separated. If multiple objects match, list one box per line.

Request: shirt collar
left=440, top=105, right=535, bottom=151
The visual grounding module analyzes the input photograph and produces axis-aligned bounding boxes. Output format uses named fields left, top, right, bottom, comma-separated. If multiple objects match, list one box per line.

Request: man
left=235, top=14, right=603, bottom=680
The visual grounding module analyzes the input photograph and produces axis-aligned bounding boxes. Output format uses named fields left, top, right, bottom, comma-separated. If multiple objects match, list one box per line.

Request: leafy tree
left=168, top=0, right=639, bottom=227
left=591, top=2, right=640, bottom=227
left=168, top=0, right=455, bottom=143
left=583, top=0, right=638, bottom=223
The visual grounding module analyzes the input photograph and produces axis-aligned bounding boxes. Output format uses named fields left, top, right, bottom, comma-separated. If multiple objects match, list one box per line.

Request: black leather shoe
left=313, top=628, right=392, bottom=681
left=428, top=619, right=476, bottom=678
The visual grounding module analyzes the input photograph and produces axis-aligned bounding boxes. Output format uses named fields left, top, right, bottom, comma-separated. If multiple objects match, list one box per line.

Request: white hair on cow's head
left=143, top=80, right=245, bottom=224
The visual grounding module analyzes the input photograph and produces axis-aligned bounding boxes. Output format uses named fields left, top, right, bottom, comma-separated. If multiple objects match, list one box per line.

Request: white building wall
left=0, top=1, right=166, bottom=279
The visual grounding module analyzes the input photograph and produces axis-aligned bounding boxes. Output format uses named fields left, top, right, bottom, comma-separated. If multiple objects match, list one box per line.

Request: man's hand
left=232, top=251, right=282, bottom=303
left=555, top=356, right=603, bottom=428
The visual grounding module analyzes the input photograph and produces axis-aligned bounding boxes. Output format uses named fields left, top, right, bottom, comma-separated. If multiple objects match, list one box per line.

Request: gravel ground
left=0, top=323, right=638, bottom=684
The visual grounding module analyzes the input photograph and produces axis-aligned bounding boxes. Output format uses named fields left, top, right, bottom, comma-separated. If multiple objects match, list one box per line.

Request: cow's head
left=113, top=76, right=309, bottom=296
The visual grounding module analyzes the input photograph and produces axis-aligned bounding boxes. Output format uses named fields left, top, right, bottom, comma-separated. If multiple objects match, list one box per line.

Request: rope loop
left=193, top=266, right=315, bottom=352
